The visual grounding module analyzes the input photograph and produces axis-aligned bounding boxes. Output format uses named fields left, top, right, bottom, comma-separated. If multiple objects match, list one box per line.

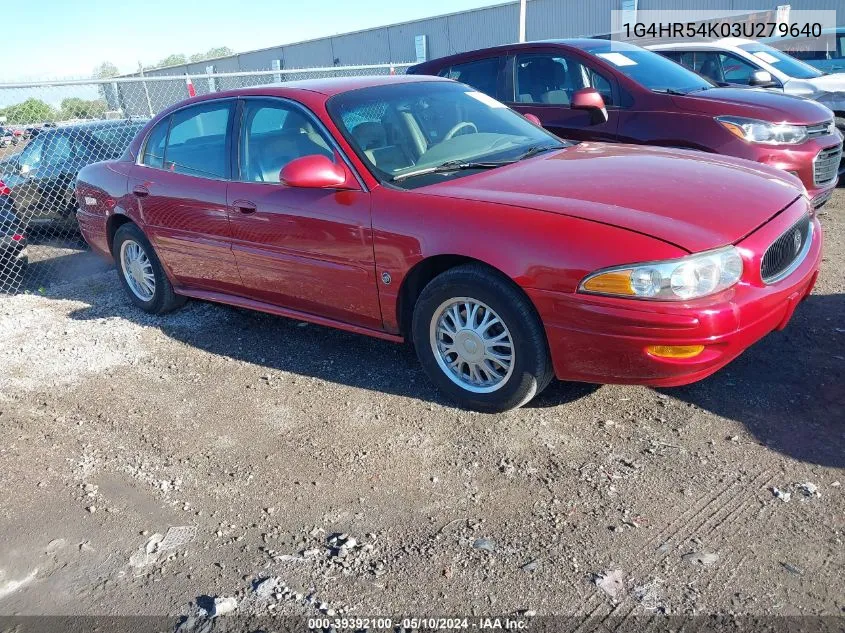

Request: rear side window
left=165, top=102, right=232, bottom=178
left=438, top=57, right=501, bottom=98
left=142, top=119, right=169, bottom=168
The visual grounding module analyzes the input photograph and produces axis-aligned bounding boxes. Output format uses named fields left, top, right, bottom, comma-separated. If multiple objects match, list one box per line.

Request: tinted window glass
left=719, top=53, right=758, bottom=84
left=515, top=53, right=615, bottom=106
left=46, top=135, right=74, bottom=164
left=165, top=102, right=232, bottom=179
left=18, top=135, right=45, bottom=170
left=239, top=100, right=333, bottom=183
left=89, top=122, right=146, bottom=157
left=586, top=45, right=713, bottom=93
left=142, top=119, right=169, bottom=168
left=440, top=58, right=501, bottom=98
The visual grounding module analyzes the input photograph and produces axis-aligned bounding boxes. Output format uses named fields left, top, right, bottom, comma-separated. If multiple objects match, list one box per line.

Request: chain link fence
left=0, top=62, right=412, bottom=295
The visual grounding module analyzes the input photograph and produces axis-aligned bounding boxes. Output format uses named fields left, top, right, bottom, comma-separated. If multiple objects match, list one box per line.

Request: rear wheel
left=411, top=264, right=553, bottom=412
left=112, top=223, right=185, bottom=314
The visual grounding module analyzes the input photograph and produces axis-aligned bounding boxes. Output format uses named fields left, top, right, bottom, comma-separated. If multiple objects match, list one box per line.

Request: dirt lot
left=0, top=189, right=843, bottom=630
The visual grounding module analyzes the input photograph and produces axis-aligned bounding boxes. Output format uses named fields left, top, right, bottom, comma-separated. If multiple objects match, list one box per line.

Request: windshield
left=738, top=42, right=823, bottom=79
left=326, top=81, right=563, bottom=185
left=586, top=46, right=714, bottom=93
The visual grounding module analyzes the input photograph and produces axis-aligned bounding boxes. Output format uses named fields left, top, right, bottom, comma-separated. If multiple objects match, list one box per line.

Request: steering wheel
left=444, top=121, right=478, bottom=141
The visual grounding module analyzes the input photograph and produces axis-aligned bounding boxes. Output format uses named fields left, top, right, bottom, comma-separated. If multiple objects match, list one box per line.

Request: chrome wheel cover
left=429, top=297, right=515, bottom=394
left=120, top=239, right=155, bottom=302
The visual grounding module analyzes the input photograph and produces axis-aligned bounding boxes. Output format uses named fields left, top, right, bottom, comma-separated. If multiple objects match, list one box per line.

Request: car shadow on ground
left=61, top=275, right=844, bottom=467
left=664, top=292, right=845, bottom=469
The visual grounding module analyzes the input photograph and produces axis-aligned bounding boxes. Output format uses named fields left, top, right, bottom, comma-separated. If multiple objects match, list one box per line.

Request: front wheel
left=412, top=264, right=553, bottom=412
left=112, top=223, right=185, bottom=314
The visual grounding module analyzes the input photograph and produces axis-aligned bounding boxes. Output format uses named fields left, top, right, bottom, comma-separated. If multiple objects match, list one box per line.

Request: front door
left=226, top=97, right=382, bottom=330
left=507, top=51, right=620, bottom=142
left=129, top=99, right=242, bottom=293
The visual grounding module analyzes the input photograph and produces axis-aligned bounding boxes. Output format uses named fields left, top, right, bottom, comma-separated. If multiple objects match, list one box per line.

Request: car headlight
left=579, top=246, right=744, bottom=301
left=716, top=116, right=808, bottom=145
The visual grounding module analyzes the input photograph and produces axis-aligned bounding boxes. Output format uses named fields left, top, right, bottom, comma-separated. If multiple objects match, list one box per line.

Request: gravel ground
left=0, top=189, right=843, bottom=629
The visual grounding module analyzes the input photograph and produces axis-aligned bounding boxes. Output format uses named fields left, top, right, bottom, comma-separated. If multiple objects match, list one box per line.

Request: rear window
left=88, top=122, right=145, bottom=152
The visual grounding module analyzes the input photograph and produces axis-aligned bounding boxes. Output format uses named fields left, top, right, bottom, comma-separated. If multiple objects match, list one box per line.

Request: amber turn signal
left=581, top=270, right=634, bottom=295
left=646, top=345, right=705, bottom=359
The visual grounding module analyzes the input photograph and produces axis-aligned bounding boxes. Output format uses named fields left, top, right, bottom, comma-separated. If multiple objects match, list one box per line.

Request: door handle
left=233, top=200, right=257, bottom=214
left=132, top=185, right=149, bottom=197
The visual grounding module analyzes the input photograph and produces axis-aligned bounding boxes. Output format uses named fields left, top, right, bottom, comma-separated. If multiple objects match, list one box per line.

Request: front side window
left=142, top=118, right=169, bottom=168
left=738, top=42, right=822, bottom=79
left=239, top=100, right=333, bottom=183
left=327, top=81, right=563, bottom=187
left=514, top=53, right=615, bottom=106
left=439, top=57, right=502, bottom=98
left=719, top=53, right=759, bottom=84
left=164, top=102, right=232, bottom=179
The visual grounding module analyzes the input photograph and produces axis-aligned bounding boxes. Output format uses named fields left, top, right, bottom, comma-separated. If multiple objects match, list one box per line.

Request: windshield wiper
left=652, top=87, right=692, bottom=95
left=391, top=159, right=512, bottom=182
left=515, top=143, right=566, bottom=160
left=391, top=144, right=566, bottom=182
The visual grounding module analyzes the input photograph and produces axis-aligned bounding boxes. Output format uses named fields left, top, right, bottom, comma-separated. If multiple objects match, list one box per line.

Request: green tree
left=189, top=46, right=234, bottom=63
left=92, top=61, right=120, bottom=79
left=152, top=53, right=187, bottom=69
left=0, top=98, right=57, bottom=124
left=60, top=97, right=108, bottom=120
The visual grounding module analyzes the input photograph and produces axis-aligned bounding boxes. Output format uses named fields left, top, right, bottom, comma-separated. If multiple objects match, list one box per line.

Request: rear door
left=505, top=50, right=620, bottom=142
left=128, top=99, right=242, bottom=293
left=225, top=97, right=382, bottom=329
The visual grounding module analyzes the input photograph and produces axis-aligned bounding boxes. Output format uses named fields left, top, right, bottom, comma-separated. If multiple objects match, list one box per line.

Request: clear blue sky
left=0, top=0, right=508, bottom=80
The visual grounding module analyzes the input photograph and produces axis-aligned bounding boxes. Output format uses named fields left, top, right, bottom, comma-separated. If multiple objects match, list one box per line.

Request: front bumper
left=528, top=208, right=823, bottom=387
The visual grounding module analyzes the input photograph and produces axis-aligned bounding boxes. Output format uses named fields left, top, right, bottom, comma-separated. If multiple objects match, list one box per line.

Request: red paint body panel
left=409, top=40, right=841, bottom=203
left=128, top=165, right=242, bottom=293
left=225, top=181, right=382, bottom=329
left=75, top=77, right=824, bottom=390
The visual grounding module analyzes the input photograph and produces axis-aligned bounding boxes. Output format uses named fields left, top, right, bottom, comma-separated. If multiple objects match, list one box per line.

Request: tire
left=411, top=263, right=553, bottom=413
left=112, top=223, right=185, bottom=314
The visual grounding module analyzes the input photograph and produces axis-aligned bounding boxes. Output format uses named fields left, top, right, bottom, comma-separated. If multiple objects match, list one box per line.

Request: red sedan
left=75, top=75, right=822, bottom=412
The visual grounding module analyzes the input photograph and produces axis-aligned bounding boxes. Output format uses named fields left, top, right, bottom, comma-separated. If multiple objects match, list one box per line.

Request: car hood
left=670, top=87, right=833, bottom=123
left=420, top=143, right=803, bottom=253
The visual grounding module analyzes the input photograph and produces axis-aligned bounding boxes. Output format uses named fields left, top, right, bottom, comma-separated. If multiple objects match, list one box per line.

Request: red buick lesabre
left=75, top=75, right=821, bottom=412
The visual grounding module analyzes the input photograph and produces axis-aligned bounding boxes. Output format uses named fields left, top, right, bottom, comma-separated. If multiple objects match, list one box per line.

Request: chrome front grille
left=760, top=214, right=812, bottom=284
left=806, top=120, right=834, bottom=138
left=813, top=144, right=842, bottom=186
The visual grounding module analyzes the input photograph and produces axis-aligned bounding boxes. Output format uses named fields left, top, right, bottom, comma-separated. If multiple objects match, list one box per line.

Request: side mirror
left=279, top=154, right=354, bottom=189
left=523, top=113, right=542, bottom=126
left=571, top=88, right=609, bottom=125
left=750, top=70, right=775, bottom=87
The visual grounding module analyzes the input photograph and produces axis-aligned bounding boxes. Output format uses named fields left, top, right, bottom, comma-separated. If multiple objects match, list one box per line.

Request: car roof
left=215, top=74, right=452, bottom=99
left=649, top=38, right=756, bottom=51
left=409, top=39, right=643, bottom=71
left=56, top=119, right=147, bottom=131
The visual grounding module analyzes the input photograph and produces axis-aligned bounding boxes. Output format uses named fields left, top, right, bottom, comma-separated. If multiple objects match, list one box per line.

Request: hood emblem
left=792, top=229, right=802, bottom=255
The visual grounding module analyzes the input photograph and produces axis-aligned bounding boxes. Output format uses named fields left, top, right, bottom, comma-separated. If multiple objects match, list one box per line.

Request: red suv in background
left=410, top=39, right=842, bottom=208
